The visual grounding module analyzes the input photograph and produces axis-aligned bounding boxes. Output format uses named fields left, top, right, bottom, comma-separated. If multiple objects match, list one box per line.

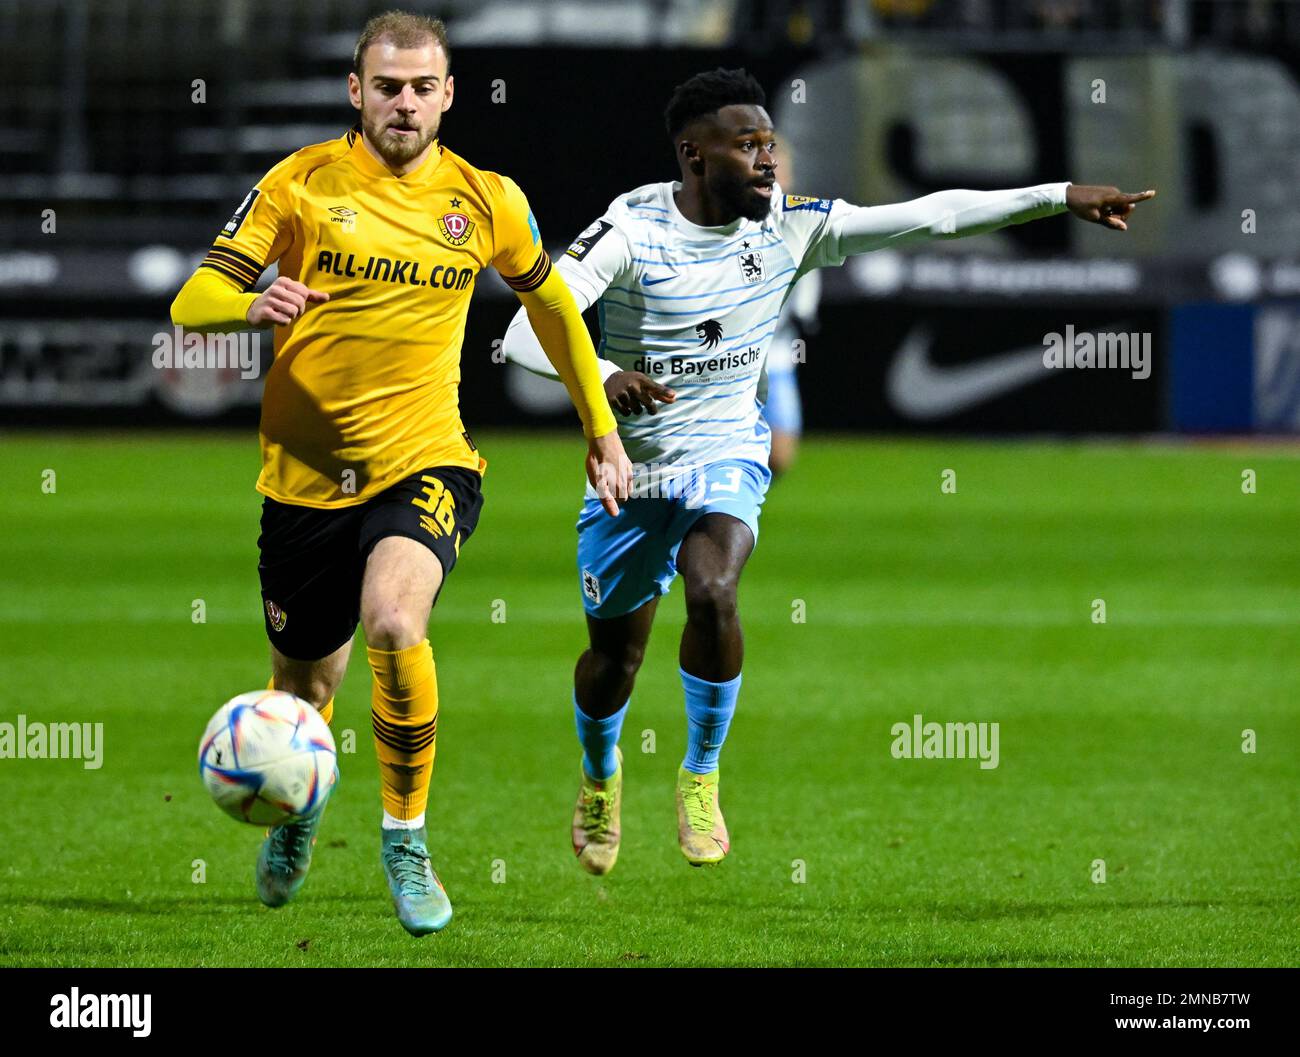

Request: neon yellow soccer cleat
left=571, top=746, right=622, bottom=875
left=676, top=766, right=729, bottom=866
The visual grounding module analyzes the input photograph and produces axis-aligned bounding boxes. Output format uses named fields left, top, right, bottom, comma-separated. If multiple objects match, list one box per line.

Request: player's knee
left=362, top=602, right=426, bottom=651
left=590, top=642, right=646, bottom=683
left=684, top=577, right=739, bottom=623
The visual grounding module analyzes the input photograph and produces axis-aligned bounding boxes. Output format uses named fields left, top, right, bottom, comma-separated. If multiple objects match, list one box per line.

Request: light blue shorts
left=576, top=458, right=772, bottom=619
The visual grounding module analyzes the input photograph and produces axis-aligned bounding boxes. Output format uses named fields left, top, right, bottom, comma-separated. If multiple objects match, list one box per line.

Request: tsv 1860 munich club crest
left=438, top=211, right=474, bottom=246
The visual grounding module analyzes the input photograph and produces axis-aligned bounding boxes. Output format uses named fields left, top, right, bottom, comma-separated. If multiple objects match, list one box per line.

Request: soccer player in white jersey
left=503, top=68, right=1154, bottom=872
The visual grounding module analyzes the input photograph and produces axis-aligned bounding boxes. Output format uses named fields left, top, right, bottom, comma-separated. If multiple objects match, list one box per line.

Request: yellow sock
left=367, top=640, right=438, bottom=821
left=266, top=676, right=334, bottom=725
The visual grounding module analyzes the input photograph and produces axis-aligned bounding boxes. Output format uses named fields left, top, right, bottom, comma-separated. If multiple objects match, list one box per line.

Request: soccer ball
left=198, top=690, right=337, bottom=826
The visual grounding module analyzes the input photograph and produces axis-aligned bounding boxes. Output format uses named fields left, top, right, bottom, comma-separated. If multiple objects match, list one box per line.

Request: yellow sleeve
left=200, top=175, right=294, bottom=290
left=516, top=268, right=618, bottom=440
left=492, top=176, right=615, bottom=437
left=172, top=168, right=295, bottom=329
left=492, top=176, right=551, bottom=293
left=171, top=267, right=259, bottom=331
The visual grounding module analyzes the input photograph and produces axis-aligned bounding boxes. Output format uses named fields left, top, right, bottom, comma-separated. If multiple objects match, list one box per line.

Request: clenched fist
left=246, top=276, right=330, bottom=326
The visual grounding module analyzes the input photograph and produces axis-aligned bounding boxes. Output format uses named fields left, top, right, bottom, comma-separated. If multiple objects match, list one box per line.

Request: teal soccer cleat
left=255, top=766, right=337, bottom=908
left=381, top=827, right=453, bottom=936
left=256, top=805, right=328, bottom=908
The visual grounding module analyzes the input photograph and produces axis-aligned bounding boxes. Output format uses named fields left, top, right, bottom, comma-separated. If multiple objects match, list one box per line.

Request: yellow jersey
left=200, top=127, right=554, bottom=508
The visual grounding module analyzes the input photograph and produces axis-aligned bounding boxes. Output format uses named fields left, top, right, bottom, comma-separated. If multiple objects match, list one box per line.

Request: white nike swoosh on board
left=885, top=326, right=1055, bottom=420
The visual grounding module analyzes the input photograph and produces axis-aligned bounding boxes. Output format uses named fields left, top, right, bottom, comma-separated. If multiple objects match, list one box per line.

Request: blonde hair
left=353, top=10, right=450, bottom=79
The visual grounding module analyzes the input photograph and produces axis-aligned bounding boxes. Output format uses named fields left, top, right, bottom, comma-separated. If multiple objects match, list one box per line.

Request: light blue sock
left=681, top=668, right=740, bottom=774
left=574, top=694, right=628, bottom=781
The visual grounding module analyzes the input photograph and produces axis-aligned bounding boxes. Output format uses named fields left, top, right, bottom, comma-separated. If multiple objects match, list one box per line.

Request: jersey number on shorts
left=413, top=475, right=457, bottom=539
left=710, top=468, right=743, bottom=494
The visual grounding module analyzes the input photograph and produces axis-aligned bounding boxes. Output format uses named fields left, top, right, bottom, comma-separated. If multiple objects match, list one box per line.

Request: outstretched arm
left=815, top=182, right=1156, bottom=261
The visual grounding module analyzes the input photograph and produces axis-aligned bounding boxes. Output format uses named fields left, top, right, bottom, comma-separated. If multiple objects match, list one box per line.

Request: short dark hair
left=664, top=67, right=767, bottom=140
left=353, top=10, right=451, bottom=80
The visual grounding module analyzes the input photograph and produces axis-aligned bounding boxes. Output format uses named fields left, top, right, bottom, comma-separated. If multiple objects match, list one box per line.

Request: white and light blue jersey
left=503, top=177, right=1068, bottom=493
left=549, top=180, right=852, bottom=481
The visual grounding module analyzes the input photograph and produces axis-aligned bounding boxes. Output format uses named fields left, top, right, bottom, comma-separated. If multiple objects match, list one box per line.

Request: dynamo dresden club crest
left=264, top=599, right=287, bottom=632
left=438, top=211, right=474, bottom=246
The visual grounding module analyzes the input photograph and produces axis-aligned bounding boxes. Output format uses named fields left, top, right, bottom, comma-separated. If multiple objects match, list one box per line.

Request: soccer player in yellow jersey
left=171, top=11, right=632, bottom=936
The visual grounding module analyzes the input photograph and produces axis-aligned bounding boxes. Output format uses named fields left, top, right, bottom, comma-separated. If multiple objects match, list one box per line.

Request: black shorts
left=257, top=465, right=484, bottom=661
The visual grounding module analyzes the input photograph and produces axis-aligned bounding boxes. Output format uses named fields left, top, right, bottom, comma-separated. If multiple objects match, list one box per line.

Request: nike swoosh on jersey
left=885, top=326, right=1054, bottom=420
left=641, top=274, right=676, bottom=286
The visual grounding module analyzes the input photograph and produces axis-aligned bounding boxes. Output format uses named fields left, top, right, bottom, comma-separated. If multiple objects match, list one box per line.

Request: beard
left=707, top=168, right=771, bottom=223
left=360, top=102, right=439, bottom=167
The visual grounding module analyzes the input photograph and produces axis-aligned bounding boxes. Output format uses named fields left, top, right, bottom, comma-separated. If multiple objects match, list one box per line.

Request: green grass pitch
left=1, top=431, right=1297, bottom=967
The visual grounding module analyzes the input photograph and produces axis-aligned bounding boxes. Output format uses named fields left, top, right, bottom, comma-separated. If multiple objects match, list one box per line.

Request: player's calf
left=574, top=603, right=656, bottom=717
left=360, top=536, right=443, bottom=828
left=574, top=643, right=645, bottom=718
left=255, top=657, right=345, bottom=907
left=680, top=577, right=743, bottom=683
left=677, top=514, right=752, bottom=680
left=270, top=640, right=351, bottom=711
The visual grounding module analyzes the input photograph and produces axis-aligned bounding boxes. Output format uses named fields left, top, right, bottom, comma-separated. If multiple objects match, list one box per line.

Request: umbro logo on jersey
left=439, top=211, right=475, bottom=246
left=328, top=205, right=357, bottom=233
left=641, top=274, right=675, bottom=286
left=696, top=319, right=723, bottom=349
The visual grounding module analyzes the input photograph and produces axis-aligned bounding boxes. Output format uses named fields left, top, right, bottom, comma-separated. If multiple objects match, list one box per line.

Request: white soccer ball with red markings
left=198, top=690, right=337, bottom=826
